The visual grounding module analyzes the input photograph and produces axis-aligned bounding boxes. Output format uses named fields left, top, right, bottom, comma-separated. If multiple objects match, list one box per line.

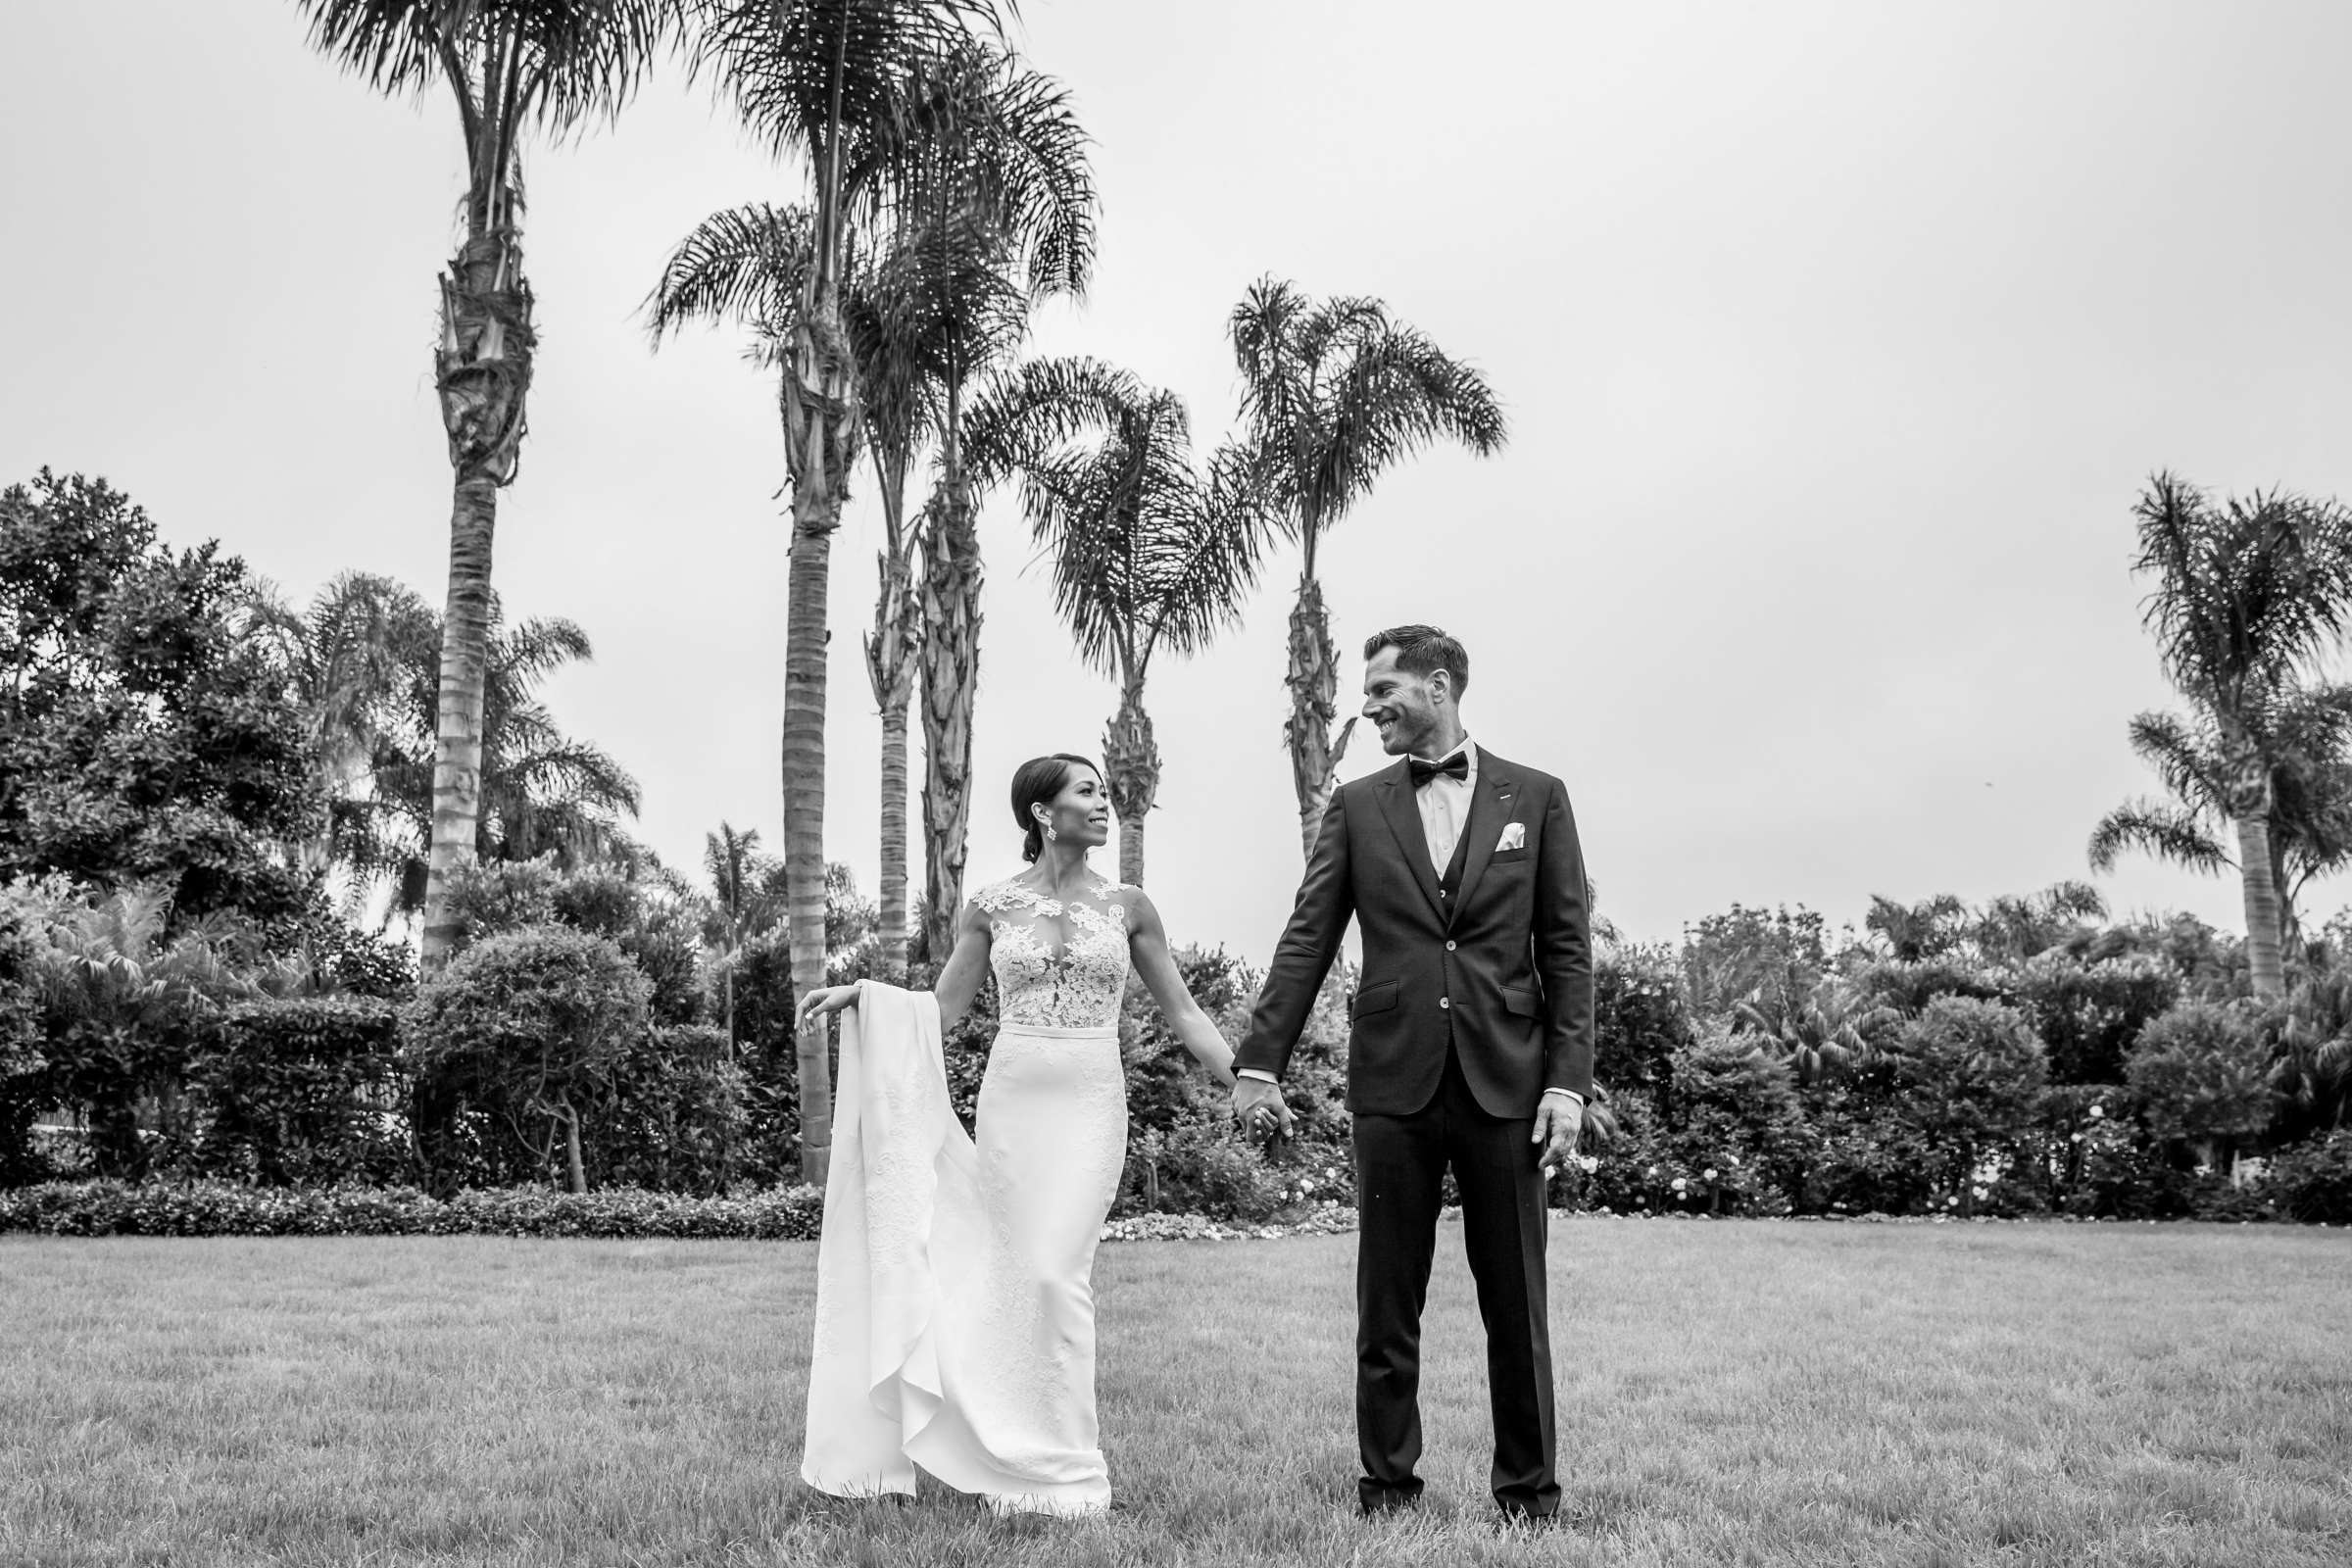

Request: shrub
left=2012, top=952, right=2180, bottom=1085
left=0, top=902, right=44, bottom=1186
left=180, top=997, right=407, bottom=1186
left=402, top=926, right=652, bottom=1193
left=2260, top=1131, right=2352, bottom=1223
left=2127, top=1002, right=2276, bottom=1170
left=1593, top=942, right=1693, bottom=1119
left=591, top=1025, right=748, bottom=1195
left=0, top=1178, right=825, bottom=1240
left=1653, top=1023, right=1806, bottom=1215
left=1850, top=956, right=2007, bottom=1018
left=1885, top=997, right=2049, bottom=1215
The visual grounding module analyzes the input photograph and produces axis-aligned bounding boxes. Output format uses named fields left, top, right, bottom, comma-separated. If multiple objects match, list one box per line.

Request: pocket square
left=1495, top=822, right=1526, bottom=853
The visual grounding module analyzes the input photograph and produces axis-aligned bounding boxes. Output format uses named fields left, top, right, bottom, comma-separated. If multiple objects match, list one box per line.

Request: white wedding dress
left=802, top=872, right=1133, bottom=1517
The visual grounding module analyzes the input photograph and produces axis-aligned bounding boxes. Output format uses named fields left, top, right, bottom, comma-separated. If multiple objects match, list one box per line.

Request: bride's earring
left=1045, top=823, right=1059, bottom=842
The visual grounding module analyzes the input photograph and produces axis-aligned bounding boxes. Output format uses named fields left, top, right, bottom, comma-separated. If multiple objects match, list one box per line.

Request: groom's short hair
left=1364, top=625, right=1469, bottom=697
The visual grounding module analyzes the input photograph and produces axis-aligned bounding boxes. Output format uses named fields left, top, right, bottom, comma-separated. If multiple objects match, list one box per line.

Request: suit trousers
left=1351, top=1044, right=1560, bottom=1516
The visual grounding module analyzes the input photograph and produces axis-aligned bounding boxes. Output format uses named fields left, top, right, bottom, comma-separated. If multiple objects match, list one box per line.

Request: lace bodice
left=974, top=873, right=1133, bottom=1029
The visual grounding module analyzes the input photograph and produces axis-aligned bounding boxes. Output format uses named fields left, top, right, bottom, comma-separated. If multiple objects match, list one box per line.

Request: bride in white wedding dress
left=791, top=753, right=1263, bottom=1517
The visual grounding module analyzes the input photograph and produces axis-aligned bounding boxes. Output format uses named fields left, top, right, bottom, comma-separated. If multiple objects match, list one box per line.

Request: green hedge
left=0, top=1179, right=823, bottom=1239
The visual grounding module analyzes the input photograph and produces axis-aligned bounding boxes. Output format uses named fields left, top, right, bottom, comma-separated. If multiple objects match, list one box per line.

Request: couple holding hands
left=792, top=623, right=1594, bottom=1523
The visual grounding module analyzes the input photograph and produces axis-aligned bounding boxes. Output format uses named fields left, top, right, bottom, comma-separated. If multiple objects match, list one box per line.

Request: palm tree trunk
left=1103, top=673, right=1159, bottom=888
left=919, top=476, right=984, bottom=959
left=779, top=287, right=858, bottom=1188
left=1283, top=568, right=1355, bottom=861
left=865, top=546, right=920, bottom=979
left=2237, top=811, right=2287, bottom=999
left=419, top=220, right=533, bottom=974
left=878, top=700, right=913, bottom=975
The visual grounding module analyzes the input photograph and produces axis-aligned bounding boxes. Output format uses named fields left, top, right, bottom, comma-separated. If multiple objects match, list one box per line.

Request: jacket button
left=1446, top=941, right=1456, bottom=952
left=1439, top=997, right=1451, bottom=1009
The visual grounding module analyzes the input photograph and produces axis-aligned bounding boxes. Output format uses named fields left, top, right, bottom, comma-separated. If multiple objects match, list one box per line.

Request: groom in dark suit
left=1232, top=624, right=1594, bottom=1521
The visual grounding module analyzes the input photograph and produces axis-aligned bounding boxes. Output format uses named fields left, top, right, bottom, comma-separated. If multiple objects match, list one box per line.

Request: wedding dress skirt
left=803, top=980, right=1129, bottom=1516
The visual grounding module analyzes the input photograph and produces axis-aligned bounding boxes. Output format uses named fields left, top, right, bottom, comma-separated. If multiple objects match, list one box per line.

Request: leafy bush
left=1882, top=997, right=2048, bottom=1215
left=402, top=926, right=653, bottom=1193
left=1593, top=942, right=1693, bottom=1118
left=0, top=900, right=45, bottom=1185
left=180, top=997, right=407, bottom=1186
left=2012, top=952, right=2180, bottom=1085
left=1850, top=956, right=2007, bottom=1018
left=1652, top=1023, right=1806, bottom=1214
left=2261, top=1131, right=2352, bottom=1223
left=591, top=1025, right=748, bottom=1195
left=0, top=1178, right=824, bottom=1239
left=2127, top=1001, right=2276, bottom=1168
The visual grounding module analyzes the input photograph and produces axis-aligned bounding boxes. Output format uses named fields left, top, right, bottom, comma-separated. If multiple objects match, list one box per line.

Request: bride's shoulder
left=969, top=873, right=1034, bottom=913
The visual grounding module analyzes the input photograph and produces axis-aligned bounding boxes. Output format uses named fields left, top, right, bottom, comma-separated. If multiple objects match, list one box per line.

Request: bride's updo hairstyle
left=1011, top=753, right=1103, bottom=863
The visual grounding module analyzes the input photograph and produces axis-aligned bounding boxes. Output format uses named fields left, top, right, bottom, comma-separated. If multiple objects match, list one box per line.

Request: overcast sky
left=7, top=1, right=2352, bottom=958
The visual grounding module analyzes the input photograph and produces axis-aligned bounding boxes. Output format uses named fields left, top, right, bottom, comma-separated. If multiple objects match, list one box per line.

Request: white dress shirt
left=1238, top=734, right=1582, bottom=1110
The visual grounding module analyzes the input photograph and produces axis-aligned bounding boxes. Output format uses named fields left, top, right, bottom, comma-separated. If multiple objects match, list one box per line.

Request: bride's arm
left=1125, top=890, right=1238, bottom=1088
left=791, top=899, right=995, bottom=1035
left=927, top=899, right=995, bottom=1034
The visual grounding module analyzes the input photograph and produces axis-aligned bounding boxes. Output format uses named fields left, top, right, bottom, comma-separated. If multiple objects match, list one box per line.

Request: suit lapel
left=1447, top=755, right=1516, bottom=927
left=1376, top=763, right=1446, bottom=920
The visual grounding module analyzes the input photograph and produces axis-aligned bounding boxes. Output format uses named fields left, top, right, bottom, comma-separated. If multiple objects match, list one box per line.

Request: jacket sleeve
left=1531, top=775, right=1596, bottom=1099
left=1233, top=786, right=1355, bottom=1081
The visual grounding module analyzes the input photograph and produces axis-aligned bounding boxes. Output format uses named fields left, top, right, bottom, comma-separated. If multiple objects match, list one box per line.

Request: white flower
left=1702, top=1168, right=1719, bottom=1182
left=2088, top=1104, right=2105, bottom=1119
left=1671, top=1176, right=1688, bottom=1192
left=1576, top=1154, right=1599, bottom=1174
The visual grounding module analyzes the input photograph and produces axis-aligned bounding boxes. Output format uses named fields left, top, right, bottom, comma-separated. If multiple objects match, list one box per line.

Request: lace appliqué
left=975, top=875, right=1134, bottom=1030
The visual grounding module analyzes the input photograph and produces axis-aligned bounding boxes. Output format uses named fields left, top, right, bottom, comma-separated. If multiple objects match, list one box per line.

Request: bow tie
left=1408, top=752, right=1469, bottom=786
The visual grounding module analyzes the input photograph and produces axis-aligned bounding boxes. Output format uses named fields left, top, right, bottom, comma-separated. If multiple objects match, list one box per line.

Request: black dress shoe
left=1358, top=1485, right=1424, bottom=1518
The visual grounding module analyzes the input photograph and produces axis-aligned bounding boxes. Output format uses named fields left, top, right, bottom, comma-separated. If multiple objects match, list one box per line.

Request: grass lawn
left=2, top=1219, right=2348, bottom=1567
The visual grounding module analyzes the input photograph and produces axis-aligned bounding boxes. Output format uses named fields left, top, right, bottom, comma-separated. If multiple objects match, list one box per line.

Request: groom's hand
left=1532, top=1095, right=1584, bottom=1178
left=1231, top=1077, right=1294, bottom=1146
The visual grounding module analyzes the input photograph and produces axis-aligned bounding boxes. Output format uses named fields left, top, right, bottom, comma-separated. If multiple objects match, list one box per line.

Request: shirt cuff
left=1236, top=1068, right=1279, bottom=1085
left=1542, top=1088, right=1587, bottom=1106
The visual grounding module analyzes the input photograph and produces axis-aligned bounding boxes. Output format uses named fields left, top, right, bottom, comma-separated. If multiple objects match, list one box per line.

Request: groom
left=1231, top=624, right=1594, bottom=1521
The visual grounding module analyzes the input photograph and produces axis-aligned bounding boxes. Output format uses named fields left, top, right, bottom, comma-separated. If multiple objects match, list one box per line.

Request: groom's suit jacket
left=1235, top=748, right=1595, bottom=1119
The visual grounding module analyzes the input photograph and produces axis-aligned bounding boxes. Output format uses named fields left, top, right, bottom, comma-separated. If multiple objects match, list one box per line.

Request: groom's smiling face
left=1361, top=649, right=1451, bottom=759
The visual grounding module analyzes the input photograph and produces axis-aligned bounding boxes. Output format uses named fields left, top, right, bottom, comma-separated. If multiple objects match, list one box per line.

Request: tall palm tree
left=681, top=0, right=1004, bottom=1183
left=879, top=45, right=1095, bottom=960
left=295, top=0, right=673, bottom=974
left=858, top=203, right=1028, bottom=972
left=2091, top=683, right=2352, bottom=961
left=2118, top=470, right=2352, bottom=997
left=1017, top=376, right=1269, bottom=886
left=1227, top=279, right=1507, bottom=859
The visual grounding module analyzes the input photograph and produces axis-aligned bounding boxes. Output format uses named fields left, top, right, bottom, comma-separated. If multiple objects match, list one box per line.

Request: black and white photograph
left=3, top=2, right=2349, bottom=1563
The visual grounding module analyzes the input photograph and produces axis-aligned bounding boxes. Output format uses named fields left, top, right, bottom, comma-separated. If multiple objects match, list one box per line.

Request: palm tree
left=2091, top=682, right=2352, bottom=961
left=1863, top=893, right=1969, bottom=962
left=247, top=571, right=442, bottom=882
left=334, top=600, right=644, bottom=922
left=1016, top=374, right=1270, bottom=885
left=1227, top=279, right=1507, bottom=858
left=1734, top=976, right=1896, bottom=1086
left=681, top=0, right=1006, bottom=1183
left=1968, top=881, right=2110, bottom=967
left=881, top=45, right=1096, bottom=960
left=703, top=820, right=772, bottom=1044
left=295, top=0, right=673, bottom=974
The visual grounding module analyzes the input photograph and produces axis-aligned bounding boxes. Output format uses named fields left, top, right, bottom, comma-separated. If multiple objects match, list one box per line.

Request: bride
left=791, top=752, right=1265, bottom=1517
